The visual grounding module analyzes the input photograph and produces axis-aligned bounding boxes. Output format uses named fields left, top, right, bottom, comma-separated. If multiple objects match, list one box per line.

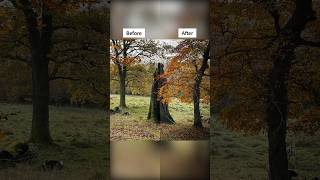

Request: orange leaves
left=219, top=101, right=266, bottom=135
left=159, top=59, right=193, bottom=103
left=158, top=85, right=173, bottom=104
left=159, top=40, right=210, bottom=104
left=123, top=57, right=140, bottom=65
left=211, top=1, right=320, bottom=137
left=159, top=79, right=193, bottom=104
left=111, top=56, right=141, bottom=66
left=160, top=57, right=183, bottom=78
left=111, top=45, right=121, bottom=51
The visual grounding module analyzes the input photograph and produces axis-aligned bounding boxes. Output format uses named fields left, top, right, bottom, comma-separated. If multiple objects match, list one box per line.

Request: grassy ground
left=2, top=98, right=317, bottom=179
left=110, top=95, right=210, bottom=141
left=0, top=103, right=107, bottom=180
left=211, top=122, right=320, bottom=180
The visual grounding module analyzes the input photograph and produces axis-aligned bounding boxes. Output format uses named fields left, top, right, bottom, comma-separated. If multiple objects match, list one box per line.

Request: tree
left=159, top=40, right=210, bottom=127
left=110, top=39, right=157, bottom=108
left=110, top=62, right=155, bottom=96
left=0, top=0, right=109, bottom=144
left=17, top=0, right=54, bottom=144
left=211, top=0, right=320, bottom=179
left=264, top=2, right=319, bottom=178
left=147, top=63, right=174, bottom=124
left=193, top=43, right=210, bottom=127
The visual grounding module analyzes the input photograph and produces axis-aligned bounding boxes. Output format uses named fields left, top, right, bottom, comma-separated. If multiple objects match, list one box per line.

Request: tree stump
left=147, top=63, right=175, bottom=124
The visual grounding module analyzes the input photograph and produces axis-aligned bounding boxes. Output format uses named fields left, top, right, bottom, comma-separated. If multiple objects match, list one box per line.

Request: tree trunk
left=148, top=63, right=174, bottom=124
left=22, top=5, right=53, bottom=144
left=193, top=79, right=202, bottom=127
left=266, top=28, right=296, bottom=179
left=266, top=51, right=292, bottom=180
left=193, top=43, right=210, bottom=128
left=30, top=47, right=52, bottom=144
left=265, top=0, right=316, bottom=178
left=118, top=65, right=127, bottom=108
left=117, top=43, right=129, bottom=108
left=148, top=76, right=160, bottom=122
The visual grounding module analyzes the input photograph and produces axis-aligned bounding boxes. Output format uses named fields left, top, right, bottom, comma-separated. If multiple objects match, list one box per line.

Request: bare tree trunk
left=22, top=4, right=53, bottom=144
left=148, top=63, right=174, bottom=124
left=30, top=46, right=52, bottom=144
left=193, top=79, right=202, bottom=127
left=193, top=43, right=210, bottom=128
left=117, top=43, right=129, bottom=108
left=118, top=65, right=127, bottom=108
left=266, top=50, right=292, bottom=180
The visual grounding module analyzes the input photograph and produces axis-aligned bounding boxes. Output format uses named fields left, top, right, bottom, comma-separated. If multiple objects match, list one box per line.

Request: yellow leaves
left=70, top=85, right=94, bottom=105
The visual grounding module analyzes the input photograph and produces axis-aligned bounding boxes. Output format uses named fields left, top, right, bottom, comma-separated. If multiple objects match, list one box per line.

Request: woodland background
left=0, top=1, right=109, bottom=179
left=0, top=0, right=319, bottom=179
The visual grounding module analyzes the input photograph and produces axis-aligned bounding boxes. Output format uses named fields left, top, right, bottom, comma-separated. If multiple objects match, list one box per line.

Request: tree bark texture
left=148, top=63, right=174, bottom=124
left=21, top=1, right=53, bottom=144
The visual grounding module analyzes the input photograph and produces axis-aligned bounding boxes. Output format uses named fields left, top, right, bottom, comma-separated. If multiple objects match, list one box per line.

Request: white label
left=178, top=28, right=197, bottom=38
left=123, top=28, right=145, bottom=38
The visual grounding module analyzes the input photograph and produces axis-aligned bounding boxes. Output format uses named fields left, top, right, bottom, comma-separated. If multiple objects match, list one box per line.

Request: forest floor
left=110, top=95, right=210, bottom=141
left=211, top=122, right=320, bottom=180
left=0, top=103, right=107, bottom=180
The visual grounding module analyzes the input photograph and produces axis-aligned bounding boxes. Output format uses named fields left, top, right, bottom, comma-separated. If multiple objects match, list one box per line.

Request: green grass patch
left=211, top=122, right=320, bottom=179
left=0, top=103, right=107, bottom=179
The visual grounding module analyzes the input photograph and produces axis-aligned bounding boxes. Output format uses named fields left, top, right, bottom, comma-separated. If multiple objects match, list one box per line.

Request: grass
left=0, top=103, right=107, bottom=180
left=110, top=95, right=210, bottom=141
left=2, top=97, right=317, bottom=179
left=211, top=122, right=320, bottom=180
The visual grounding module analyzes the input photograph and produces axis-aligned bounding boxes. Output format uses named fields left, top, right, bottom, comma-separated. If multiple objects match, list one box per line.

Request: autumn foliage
left=159, top=40, right=210, bottom=105
left=211, top=1, right=320, bottom=135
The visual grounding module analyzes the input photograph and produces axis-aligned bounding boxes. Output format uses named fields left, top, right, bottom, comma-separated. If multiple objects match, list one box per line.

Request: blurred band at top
left=111, top=0, right=209, bottom=39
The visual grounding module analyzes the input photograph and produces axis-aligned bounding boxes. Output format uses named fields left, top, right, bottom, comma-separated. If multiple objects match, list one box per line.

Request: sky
left=145, top=39, right=182, bottom=64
